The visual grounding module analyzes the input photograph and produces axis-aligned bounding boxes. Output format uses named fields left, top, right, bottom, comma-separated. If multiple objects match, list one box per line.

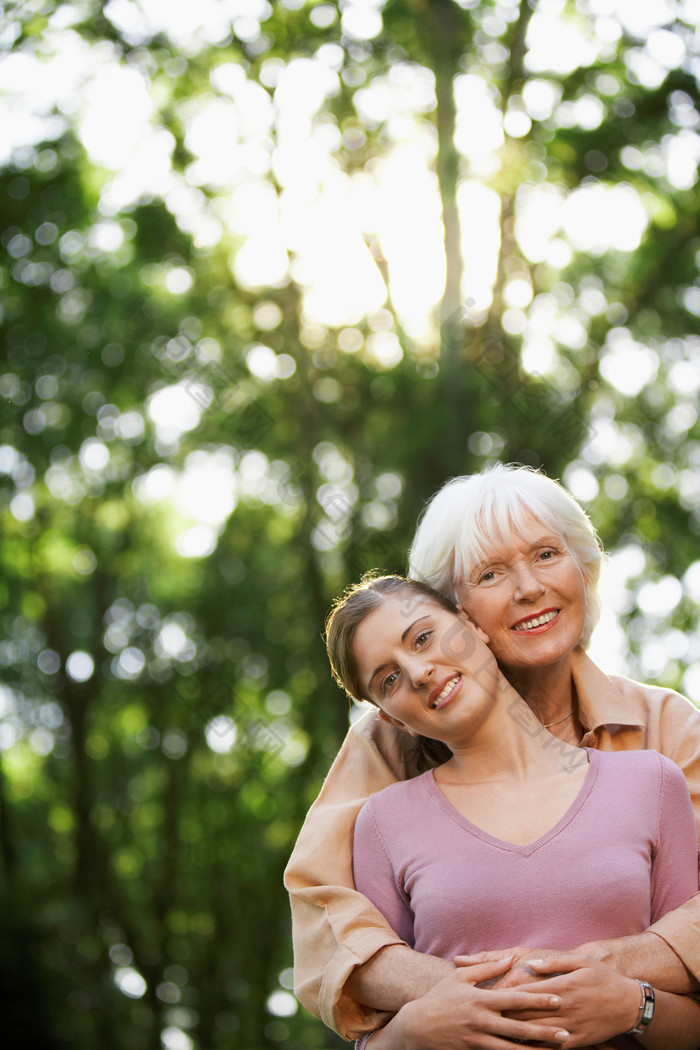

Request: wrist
left=626, top=980, right=655, bottom=1035
left=391, top=1000, right=422, bottom=1050
left=576, top=935, right=623, bottom=970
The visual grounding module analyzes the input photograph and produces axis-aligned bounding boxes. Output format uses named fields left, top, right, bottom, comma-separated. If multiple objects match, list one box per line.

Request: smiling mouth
left=512, top=610, right=559, bottom=631
left=430, top=675, right=462, bottom=709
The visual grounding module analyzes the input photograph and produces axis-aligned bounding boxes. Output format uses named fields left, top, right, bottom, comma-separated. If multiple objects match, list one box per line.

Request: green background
left=1, top=1, right=700, bottom=1047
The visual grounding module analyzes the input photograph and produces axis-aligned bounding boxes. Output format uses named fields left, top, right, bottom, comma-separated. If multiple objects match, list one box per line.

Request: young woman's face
left=351, top=594, right=498, bottom=745
left=456, top=511, right=587, bottom=672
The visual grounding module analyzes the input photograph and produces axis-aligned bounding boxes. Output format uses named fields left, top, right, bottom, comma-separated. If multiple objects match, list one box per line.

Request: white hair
left=408, top=464, right=604, bottom=648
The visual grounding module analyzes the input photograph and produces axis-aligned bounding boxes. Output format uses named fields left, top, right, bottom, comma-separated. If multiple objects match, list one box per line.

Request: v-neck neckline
left=424, top=748, right=597, bottom=857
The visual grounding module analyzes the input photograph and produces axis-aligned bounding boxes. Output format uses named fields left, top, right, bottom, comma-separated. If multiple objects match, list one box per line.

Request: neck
left=504, top=656, right=575, bottom=723
left=442, top=676, right=583, bottom=784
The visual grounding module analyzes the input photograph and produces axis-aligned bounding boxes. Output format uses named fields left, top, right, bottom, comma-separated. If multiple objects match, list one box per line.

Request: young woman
left=285, top=466, right=700, bottom=1044
left=325, top=574, right=700, bottom=1049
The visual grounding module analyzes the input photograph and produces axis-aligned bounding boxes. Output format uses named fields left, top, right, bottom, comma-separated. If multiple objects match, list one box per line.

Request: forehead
left=352, top=595, right=438, bottom=653
left=360, top=594, right=438, bottom=633
left=472, top=510, right=565, bottom=564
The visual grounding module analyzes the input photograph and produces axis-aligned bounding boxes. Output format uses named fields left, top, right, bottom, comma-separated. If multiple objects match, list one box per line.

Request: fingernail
left=555, top=1031, right=569, bottom=1043
left=527, top=958, right=543, bottom=967
left=549, top=996, right=562, bottom=1007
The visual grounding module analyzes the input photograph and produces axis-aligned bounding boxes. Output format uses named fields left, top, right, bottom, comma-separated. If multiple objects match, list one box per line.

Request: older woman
left=284, top=465, right=700, bottom=1046
left=324, top=573, right=700, bottom=1048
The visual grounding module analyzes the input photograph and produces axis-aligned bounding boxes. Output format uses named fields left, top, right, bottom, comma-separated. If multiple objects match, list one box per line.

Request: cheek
left=562, top=564, right=588, bottom=611
left=456, top=591, right=500, bottom=634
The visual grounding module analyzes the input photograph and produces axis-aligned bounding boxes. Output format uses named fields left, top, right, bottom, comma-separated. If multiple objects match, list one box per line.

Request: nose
left=407, top=653, right=433, bottom=689
left=512, top=563, right=545, bottom=602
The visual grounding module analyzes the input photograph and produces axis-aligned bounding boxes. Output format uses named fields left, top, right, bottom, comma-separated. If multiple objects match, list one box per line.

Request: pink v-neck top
left=353, top=749, right=699, bottom=958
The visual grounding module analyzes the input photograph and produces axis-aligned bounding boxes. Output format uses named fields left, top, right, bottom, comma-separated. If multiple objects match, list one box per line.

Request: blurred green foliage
left=1, top=0, right=700, bottom=1047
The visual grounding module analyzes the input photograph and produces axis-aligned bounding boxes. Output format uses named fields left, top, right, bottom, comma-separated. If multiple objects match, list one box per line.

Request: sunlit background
left=1, top=0, right=700, bottom=1047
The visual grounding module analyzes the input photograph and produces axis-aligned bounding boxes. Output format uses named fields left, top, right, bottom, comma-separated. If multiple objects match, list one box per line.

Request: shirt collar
left=571, top=648, right=645, bottom=733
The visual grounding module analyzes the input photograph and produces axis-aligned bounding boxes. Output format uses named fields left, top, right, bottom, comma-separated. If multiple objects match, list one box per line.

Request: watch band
left=627, top=979, right=655, bottom=1035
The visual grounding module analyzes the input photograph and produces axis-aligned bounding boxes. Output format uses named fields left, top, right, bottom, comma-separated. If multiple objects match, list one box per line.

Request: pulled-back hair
left=325, top=574, right=454, bottom=774
left=408, top=464, right=604, bottom=648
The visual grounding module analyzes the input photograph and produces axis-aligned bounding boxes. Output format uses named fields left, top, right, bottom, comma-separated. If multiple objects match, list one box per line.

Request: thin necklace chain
left=542, top=707, right=575, bottom=729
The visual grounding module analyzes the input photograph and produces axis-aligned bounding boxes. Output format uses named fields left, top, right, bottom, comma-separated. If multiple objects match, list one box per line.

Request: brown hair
left=325, top=574, right=455, bottom=775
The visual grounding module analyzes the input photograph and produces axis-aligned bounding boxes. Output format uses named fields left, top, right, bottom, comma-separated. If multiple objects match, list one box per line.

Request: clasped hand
left=453, top=948, right=641, bottom=1048
left=394, top=956, right=569, bottom=1050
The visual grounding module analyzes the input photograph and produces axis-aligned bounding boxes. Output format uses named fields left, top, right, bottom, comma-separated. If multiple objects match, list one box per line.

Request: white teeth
left=513, top=610, right=558, bottom=631
left=432, top=676, right=460, bottom=708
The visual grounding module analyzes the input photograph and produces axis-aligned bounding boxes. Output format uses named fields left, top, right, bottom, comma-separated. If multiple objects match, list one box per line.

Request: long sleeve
left=283, top=709, right=411, bottom=1037
left=643, top=693, right=700, bottom=977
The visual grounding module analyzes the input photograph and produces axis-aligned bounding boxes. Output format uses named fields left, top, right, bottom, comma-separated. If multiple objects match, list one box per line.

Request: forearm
left=355, top=963, right=570, bottom=1050
left=577, top=931, right=699, bottom=993
left=637, top=988, right=700, bottom=1050
left=345, top=944, right=454, bottom=1012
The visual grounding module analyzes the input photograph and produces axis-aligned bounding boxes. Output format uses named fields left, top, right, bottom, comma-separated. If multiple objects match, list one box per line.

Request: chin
left=508, top=643, right=575, bottom=668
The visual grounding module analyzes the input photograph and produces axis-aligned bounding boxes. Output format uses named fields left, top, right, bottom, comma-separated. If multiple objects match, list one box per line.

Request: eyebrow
left=366, top=615, right=431, bottom=695
left=529, top=535, right=562, bottom=548
left=474, top=535, right=564, bottom=568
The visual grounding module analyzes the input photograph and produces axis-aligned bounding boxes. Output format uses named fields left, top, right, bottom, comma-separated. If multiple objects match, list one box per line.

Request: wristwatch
left=627, top=980, right=655, bottom=1035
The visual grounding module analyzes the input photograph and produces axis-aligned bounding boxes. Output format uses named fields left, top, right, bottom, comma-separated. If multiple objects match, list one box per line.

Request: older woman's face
left=456, top=511, right=587, bottom=671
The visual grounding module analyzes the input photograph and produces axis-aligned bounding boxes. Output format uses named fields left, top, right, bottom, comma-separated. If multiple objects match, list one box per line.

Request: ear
left=456, top=605, right=490, bottom=646
left=378, top=710, right=418, bottom=737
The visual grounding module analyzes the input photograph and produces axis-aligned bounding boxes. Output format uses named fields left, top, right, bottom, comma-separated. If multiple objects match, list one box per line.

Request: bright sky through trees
left=2, top=1, right=700, bottom=686
left=3, top=0, right=697, bottom=576
left=3, top=0, right=694, bottom=334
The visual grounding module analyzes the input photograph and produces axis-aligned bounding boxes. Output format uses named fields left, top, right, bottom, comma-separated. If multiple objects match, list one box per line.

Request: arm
left=345, top=943, right=453, bottom=1012
left=464, top=933, right=698, bottom=992
left=640, top=689, right=700, bottom=986
left=639, top=987, right=700, bottom=1049
left=359, top=960, right=569, bottom=1050
left=495, top=755, right=700, bottom=1045
left=349, top=798, right=457, bottom=1011
left=575, top=928, right=698, bottom=992
left=581, top=751, right=700, bottom=992
left=479, top=746, right=700, bottom=993
left=511, top=955, right=700, bottom=1049
left=284, top=709, right=416, bottom=1036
